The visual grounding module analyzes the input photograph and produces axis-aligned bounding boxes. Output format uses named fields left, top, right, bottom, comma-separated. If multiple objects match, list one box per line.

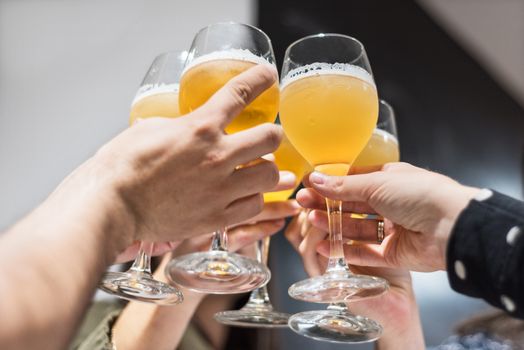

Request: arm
left=0, top=159, right=133, bottom=349
left=447, top=190, right=524, bottom=319
left=0, top=64, right=282, bottom=349
left=300, top=162, right=524, bottom=318
left=112, top=255, right=206, bottom=350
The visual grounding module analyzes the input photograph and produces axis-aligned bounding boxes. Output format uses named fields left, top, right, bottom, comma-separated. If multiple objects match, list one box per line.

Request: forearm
left=0, top=158, right=132, bottom=349
left=113, top=255, right=205, bottom=350
left=375, top=296, right=425, bottom=350
left=447, top=189, right=524, bottom=318
left=113, top=291, right=204, bottom=350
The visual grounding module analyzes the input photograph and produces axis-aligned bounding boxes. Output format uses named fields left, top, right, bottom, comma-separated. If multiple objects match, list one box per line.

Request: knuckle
left=264, top=161, right=280, bottom=188
left=193, top=119, right=218, bottom=141
left=381, top=162, right=396, bottom=172
left=298, top=241, right=308, bottom=255
left=331, top=176, right=345, bottom=194
left=263, top=125, right=282, bottom=151
left=229, top=80, right=253, bottom=107
left=203, top=149, right=227, bottom=167
left=259, top=65, right=276, bottom=85
left=247, top=194, right=264, bottom=217
left=234, top=231, right=251, bottom=249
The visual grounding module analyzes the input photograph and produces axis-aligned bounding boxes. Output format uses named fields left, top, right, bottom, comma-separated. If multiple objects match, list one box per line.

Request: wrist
left=49, top=155, right=137, bottom=264
left=434, top=182, right=480, bottom=270
left=376, top=288, right=424, bottom=350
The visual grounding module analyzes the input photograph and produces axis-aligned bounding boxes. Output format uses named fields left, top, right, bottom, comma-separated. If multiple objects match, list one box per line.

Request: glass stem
left=325, top=198, right=350, bottom=273
left=327, top=302, right=351, bottom=315
left=210, top=227, right=228, bottom=252
left=129, top=241, right=153, bottom=274
left=244, top=237, right=272, bottom=309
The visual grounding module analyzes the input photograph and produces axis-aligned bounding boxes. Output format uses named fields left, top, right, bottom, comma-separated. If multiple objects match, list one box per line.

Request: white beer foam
left=182, top=49, right=274, bottom=76
left=372, top=128, right=398, bottom=144
left=281, top=62, right=375, bottom=90
left=131, top=83, right=179, bottom=106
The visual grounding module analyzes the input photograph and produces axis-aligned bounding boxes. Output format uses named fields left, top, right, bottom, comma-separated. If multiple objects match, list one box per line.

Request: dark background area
left=260, top=0, right=524, bottom=191
left=259, top=0, right=524, bottom=348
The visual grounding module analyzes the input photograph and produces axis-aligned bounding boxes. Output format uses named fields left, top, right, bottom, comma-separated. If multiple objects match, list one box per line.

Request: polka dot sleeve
left=447, top=190, right=524, bottom=319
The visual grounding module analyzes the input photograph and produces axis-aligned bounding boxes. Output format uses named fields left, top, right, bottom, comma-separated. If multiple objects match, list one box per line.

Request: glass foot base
left=288, top=271, right=388, bottom=303
left=165, top=251, right=271, bottom=294
left=214, top=308, right=290, bottom=328
left=99, top=271, right=183, bottom=305
left=288, top=310, right=382, bottom=343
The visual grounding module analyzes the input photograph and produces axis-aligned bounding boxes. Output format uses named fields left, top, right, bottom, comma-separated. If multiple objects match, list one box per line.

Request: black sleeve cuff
left=447, top=190, right=524, bottom=319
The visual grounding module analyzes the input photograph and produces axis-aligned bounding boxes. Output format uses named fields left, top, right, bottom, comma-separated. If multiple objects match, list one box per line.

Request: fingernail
left=280, top=171, right=296, bottom=183
left=310, top=171, right=326, bottom=185
left=267, top=64, right=278, bottom=80
left=262, top=153, right=275, bottom=161
left=290, top=200, right=301, bottom=209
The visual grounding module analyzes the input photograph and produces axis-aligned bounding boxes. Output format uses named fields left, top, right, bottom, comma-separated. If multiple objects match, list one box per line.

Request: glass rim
left=192, top=21, right=273, bottom=47
left=152, top=50, right=188, bottom=59
left=150, top=51, right=189, bottom=68
left=284, top=33, right=366, bottom=65
left=377, top=99, right=398, bottom=137
left=379, top=99, right=394, bottom=113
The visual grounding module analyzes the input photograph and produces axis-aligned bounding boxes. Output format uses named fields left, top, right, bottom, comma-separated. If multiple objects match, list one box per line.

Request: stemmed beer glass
left=98, top=52, right=186, bottom=305
left=279, top=34, right=388, bottom=342
left=214, top=131, right=311, bottom=327
left=165, top=22, right=280, bottom=294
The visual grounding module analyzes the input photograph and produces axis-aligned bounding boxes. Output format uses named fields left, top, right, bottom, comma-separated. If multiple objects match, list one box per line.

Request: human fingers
left=317, top=240, right=392, bottom=268
left=115, top=241, right=179, bottom=264
left=306, top=162, right=425, bottom=202
left=225, top=159, right=279, bottom=198
left=284, top=211, right=306, bottom=251
left=227, top=219, right=286, bottom=252
left=238, top=199, right=301, bottom=225
left=198, top=64, right=278, bottom=130
left=222, top=193, right=264, bottom=227
left=271, top=171, right=297, bottom=192
left=298, top=225, right=327, bottom=277
left=309, top=210, right=384, bottom=242
left=226, top=123, right=283, bottom=166
left=306, top=171, right=383, bottom=202
left=296, top=188, right=375, bottom=213
left=172, top=234, right=213, bottom=256
left=295, top=188, right=326, bottom=210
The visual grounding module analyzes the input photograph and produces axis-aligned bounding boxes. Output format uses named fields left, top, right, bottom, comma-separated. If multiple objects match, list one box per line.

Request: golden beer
left=353, top=129, right=399, bottom=168
left=179, top=50, right=279, bottom=134
left=263, top=134, right=311, bottom=203
left=280, top=66, right=378, bottom=176
left=129, top=84, right=180, bottom=125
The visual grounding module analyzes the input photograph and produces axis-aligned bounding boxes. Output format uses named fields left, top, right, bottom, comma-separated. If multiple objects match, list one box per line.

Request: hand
left=174, top=199, right=300, bottom=257
left=114, top=241, right=179, bottom=264
left=349, top=266, right=424, bottom=350
left=297, top=162, right=480, bottom=271
left=284, top=218, right=424, bottom=349
left=113, top=177, right=298, bottom=264
left=112, top=200, right=299, bottom=350
left=91, top=64, right=286, bottom=247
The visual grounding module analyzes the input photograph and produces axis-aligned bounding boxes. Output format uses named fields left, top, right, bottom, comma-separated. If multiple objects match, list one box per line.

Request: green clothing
left=71, top=301, right=211, bottom=350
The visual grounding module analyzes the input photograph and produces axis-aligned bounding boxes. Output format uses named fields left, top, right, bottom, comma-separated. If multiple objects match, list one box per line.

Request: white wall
left=0, top=0, right=255, bottom=230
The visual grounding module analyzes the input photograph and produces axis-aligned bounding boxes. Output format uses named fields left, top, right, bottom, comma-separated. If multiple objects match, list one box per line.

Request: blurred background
left=1, top=0, right=523, bottom=349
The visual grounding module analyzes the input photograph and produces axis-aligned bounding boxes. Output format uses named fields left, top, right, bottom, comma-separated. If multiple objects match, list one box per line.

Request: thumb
left=199, top=64, right=278, bottom=130
left=307, top=171, right=380, bottom=202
